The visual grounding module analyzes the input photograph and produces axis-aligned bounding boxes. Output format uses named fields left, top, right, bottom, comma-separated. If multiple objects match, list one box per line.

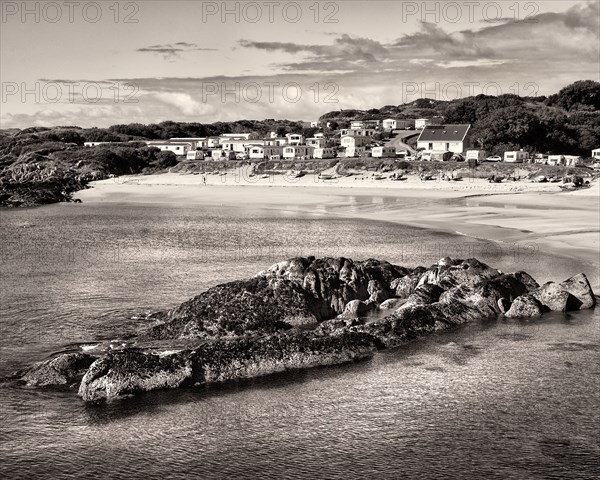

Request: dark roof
left=417, top=124, right=470, bottom=142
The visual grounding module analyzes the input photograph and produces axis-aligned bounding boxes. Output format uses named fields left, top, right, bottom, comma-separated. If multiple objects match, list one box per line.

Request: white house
left=283, top=146, right=313, bottom=159
left=340, top=129, right=376, bottom=138
left=286, top=133, right=304, bottom=146
left=248, top=146, right=266, bottom=159
left=306, top=137, right=327, bottom=148
left=416, top=125, right=471, bottom=153
left=207, top=137, right=220, bottom=148
left=344, top=146, right=369, bottom=158
left=504, top=151, right=529, bottom=163
left=313, top=147, right=337, bottom=159
left=415, top=119, right=429, bottom=129
left=341, top=135, right=371, bottom=148
left=382, top=119, right=397, bottom=130
left=222, top=139, right=264, bottom=153
left=371, top=146, right=396, bottom=158
left=220, top=133, right=254, bottom=140
left=350, top=120, right=365, bottom=130
left=170, top=137, right=207, bottom=150
left=310, top=121, right=321, bottom=128
left=147, top=141, right=193, bottom=155
left=364, top=119, right=381, bottom=128
left=210, top=149, right=236, bottom=160
left=186, top=150, right=204, bottom=160
left=564, top=155, right=583, bottom=166
left=592, top=148, right=600, bottom=160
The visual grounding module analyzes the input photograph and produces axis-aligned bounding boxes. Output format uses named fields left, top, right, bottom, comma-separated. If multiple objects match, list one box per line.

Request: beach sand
left=75, top=170, right=600, bottom=288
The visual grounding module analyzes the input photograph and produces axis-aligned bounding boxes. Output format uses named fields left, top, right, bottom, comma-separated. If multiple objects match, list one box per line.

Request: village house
left=341, top=135, right=371, bottom=149
left=363, top=119, right=381, bottom=129
left=592, top=148, right=600, bottom=160
left=186, top=150, right=205, bottom=160
left=415, top=117, right=443, bottom=129
left=210, top=149, right=236, bottom=160
left=340, top=128, right=377, bottom=138
left=206, top=137, right=220, bottom=148
left=310, top=121, right=321, bottom=128
left=371, top=146, right=396, bottom=158
left=283, top=145, right=313, bottom=159
left=344, top=146, right=369, bottom=158
left=220, top=133, right=255, bottom=140
left=313, top=147, right=337, bottom=159
left=286, top=133, right=304, bottom=146
left=170, top=137, right=207, bottom=150
left=222, top=139, right=264, bottom=153
left=382, top=118, right=398, bottom=130
left=264, top=137, right=288, bottom=147
left=146, top=140, right=193, bottom=155
left=306, top=137, right=328, bottom=148
left=416, top=124, right=471, bottom=153
left=350, top=120, right=365, bottom=130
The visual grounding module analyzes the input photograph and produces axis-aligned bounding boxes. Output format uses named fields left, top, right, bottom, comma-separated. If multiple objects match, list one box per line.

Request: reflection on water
left=0, top=202, right=598, bottom=479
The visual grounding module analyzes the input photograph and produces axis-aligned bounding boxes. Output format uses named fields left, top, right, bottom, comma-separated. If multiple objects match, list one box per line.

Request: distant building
left=306, top=137, right=328, bottom=148
left=313, top=147, right=337, bottom=159
left=363, top=119, right=381, bottom=128
left=222, top=139, right=264, bottom=153
left=350, top=120, right=365, bottom=130
left=147, top=141, right=193, bottom=155
left=283, top=145, right=313, bottom=159
left=186, top=150, right=204, bottom=160
left=170, top=137, right=207, bottom=150
left=340, top=128, right=376, bottom=138
left=415, top=117, right=443, bottom=129
left=465, top=150, right=486, bottom=164
left=371, top=146, right=396, bottom=158
left=504, top=151, right=529, bottom=163
left=207, top=137, right=220, bottom=148
left=344, top=146, right=369, bottom=158
left=416, top=124, right=471, bottom=153
left=310, top=121, right=321, bottom=128
left=83, top=141, right=112, bottom=147
left=382, top=119, right=397, bottom=130
left=592, top=148, right=600, bottom=160
left=285, top=133, right=304, bottom=146
left=341, top=135, right=371, bottom=149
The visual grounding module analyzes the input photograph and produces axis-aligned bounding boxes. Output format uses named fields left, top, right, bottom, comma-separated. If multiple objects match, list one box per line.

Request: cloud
left=137, top=43, right=218, bottom=59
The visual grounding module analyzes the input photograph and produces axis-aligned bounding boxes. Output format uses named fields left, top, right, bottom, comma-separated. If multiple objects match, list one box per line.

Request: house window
left=446, top=143, right=450, bottom=150
left=429, top=143, right=433, bottom=149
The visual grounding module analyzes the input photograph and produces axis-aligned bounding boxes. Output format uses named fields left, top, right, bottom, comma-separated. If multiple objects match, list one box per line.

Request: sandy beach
left=75, top=171, right=600, bottom=288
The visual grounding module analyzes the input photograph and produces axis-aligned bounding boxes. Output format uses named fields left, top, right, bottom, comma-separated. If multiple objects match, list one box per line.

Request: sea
left=0, top=197, right=598, bottom=479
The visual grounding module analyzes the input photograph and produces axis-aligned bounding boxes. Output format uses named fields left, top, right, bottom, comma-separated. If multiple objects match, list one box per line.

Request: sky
left=1, top=0, right=599, bottom=128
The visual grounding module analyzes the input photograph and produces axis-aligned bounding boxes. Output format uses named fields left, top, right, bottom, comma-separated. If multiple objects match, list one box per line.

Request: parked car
left=486, top=155, right=502, bottom=162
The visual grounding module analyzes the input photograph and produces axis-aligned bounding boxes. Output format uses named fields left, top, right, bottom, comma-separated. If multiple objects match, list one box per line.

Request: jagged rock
left=505, top=295, right=546, bottom=318
left=513, top=271, right=540, bottom=292
left=79, top=332, right=377, bottom=401
left=418, top=258, right=500, bottom=290
left=531, top=282, right=579, bottom=311
left=559, top=273, right=596, bottom=309
left=22, top=353, right=96, bottom=387
left=79, top=349, right=197, bottom=402
left=403, top=284, right=444, bottom=306
left=391, top=268, right=425, bottom=298
left=379, top=298, right=405, bottom=310
left=338, top=299, right=373, bottom=318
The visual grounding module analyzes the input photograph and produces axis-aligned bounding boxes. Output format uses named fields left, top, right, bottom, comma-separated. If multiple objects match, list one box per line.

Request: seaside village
left=84, top=117, right=599, bottom=169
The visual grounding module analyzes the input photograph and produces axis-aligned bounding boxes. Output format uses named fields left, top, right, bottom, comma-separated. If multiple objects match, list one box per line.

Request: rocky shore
left=17, top=257, right=596, bottom=401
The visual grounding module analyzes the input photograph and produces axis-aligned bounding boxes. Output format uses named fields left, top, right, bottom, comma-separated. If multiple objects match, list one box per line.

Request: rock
left=22, top=353, right=96, bottom=387
left=391, top=268, right=425, bottom=298
left=79, top=332, right=377, bottom=401
left=379, top=298, right=405, bottom=310
left=531, top=282, right=579, bottom=312
left=78, top=349, right=197, bottom=402
left=339, top=299, right=373, bottom=318
left=418, top=258, right=500, bottom=290
left=513, top=271, right=540, bottom=292
left=505, top=295, right=546, bottom=318
left=497, top=298, right=511, bottom=313
left=403, top=284, right=444, bottom=306
left=559, top=273, right=596, bottom=309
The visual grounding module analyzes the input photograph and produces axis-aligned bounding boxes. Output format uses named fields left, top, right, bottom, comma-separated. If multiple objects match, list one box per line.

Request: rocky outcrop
left=505, top=273, right=596, bottom=317
left=18, top=256, right=596, bottom=401
left=21, top=352, right=96, bottom=387
left=79, top=332, right=376, bottom=401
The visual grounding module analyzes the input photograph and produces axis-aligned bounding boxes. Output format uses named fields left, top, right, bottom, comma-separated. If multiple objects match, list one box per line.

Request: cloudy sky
left=1, top=0, right=598, bottom=128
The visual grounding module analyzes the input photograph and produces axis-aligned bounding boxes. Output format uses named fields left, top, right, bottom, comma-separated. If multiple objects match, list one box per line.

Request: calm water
left=0, top=200, right=598, bottom=479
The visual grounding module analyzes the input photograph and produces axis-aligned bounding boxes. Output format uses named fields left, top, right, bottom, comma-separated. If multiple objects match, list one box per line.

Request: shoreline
left=74, top=172, right=600, bottom=289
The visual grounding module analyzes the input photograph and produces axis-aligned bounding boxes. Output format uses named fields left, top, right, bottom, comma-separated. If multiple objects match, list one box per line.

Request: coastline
left=75, top=172, right=600, bottom=289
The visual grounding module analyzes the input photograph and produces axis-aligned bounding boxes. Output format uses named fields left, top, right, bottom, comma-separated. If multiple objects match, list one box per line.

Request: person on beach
left=203, top=175, right=207, bottom=185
